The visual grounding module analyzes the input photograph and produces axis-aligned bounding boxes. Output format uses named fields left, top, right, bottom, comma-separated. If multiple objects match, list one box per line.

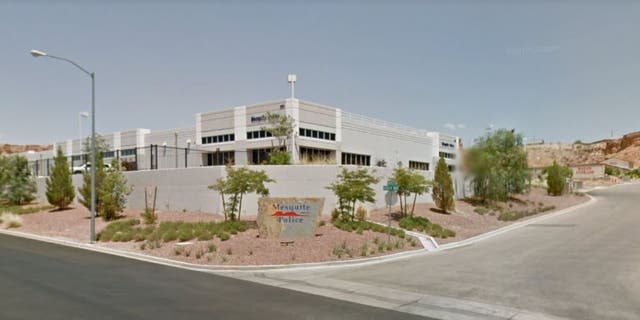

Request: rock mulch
left=369, top=188, right=589, bottom=244
left=13, top=206, right=417, bottom=266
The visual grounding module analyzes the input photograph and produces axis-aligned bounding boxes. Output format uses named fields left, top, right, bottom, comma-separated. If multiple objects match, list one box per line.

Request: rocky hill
left=0, top=144, right=52, bottom=155
left=527, top=131, right=640, bottom=168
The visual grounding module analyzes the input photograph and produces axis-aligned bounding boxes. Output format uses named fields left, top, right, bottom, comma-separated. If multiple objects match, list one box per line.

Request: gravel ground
left=13, top=206, right=415, bottom=265
left=369, top=187, right=590, bottom=244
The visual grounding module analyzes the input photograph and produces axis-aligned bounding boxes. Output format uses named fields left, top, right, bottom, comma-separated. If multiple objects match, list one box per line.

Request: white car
left=72, top=163, right=111, bottom=174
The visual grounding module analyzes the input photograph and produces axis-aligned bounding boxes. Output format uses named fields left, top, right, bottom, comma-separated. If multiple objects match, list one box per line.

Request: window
left=249, top=148, right=274, bottom=164
left=205, top=151, right=235, bottom=166
left=341, top=152, right=370, bottom=166
left=246, top=130, right=273, bottom=140
left=448, top=165, right=456, bottom=172
left=300, top=147, right=334, bottom=164
left=103, top=151, right=115, bottom=158
left=409, top=161, right=429, bottom=171
left=299, top=127, right=336, bottom=141
left=441, top=142, right=456, bottom=148
left=201, top=133, right=234, bottom=145
left=71, top=155, right=83, bottom=161
left=439, top=152, right=456, bottom=159
left=121, top=148, right=136, bottom=156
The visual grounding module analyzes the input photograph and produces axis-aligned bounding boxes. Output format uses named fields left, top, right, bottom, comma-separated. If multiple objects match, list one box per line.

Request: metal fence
left=29, top=145, right=209, bottom=177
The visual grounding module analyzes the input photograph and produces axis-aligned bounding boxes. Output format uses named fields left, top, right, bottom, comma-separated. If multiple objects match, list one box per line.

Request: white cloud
left=444, top=123, right=465, bottom=130
left=444, top=123, right=456, bottom=130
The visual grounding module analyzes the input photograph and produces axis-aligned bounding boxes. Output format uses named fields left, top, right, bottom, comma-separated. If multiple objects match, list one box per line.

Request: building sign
left=257, top=197, right=324, bottom=240
left=250, top=115, right=267, bottom=123
left=575, top=166, right=595, bottom=174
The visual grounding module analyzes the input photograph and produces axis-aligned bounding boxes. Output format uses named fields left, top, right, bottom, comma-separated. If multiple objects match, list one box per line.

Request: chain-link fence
left=28, top=145, right=210, bottom=177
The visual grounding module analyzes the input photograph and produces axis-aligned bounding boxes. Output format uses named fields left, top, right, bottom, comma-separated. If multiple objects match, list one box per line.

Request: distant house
left=570, top=163, right=606, bottom=180
left=600, top=158, right=633, bottom=173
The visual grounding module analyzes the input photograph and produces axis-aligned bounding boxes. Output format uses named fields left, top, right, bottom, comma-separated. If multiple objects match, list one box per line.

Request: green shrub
left=219, top=232, right=231, bottom=241
left=545, top=161, right=572, bottom=196
left=331, top=241, right=353, bottom=258
left=333, top=219, right=405, bottom=238
left=355, top=206, right=368, bottom=221
left=498, top=205, right=557, bottom=221
left=399, top=216, right=455, bottom=238
left=98, top=219, right=248, bottom=243
left=141, top=207, right=157, bottom=225
left=331, top=209, right=340, bottom=222
left=360, top=243, right=369, bottom=257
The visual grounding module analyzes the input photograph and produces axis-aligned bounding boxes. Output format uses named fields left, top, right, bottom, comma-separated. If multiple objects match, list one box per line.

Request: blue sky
left=1, top=1, right=639, bottom=146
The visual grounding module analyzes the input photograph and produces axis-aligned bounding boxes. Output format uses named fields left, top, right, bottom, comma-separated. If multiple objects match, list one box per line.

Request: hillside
left=527, top=131, right=640, bottom=168
left=0, top=144, right=52, bottom=155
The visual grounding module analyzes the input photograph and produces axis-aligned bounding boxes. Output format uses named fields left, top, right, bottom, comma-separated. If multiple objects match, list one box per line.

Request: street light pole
left=31, top=49, right=97, bottom=243
left=90, top=72, right=96, bottom=243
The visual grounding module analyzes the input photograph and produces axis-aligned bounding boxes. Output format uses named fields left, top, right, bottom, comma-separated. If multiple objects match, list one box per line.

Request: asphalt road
left=261, top=183, right=640, bottom=319
left=0, top=234, right=429, bottom=320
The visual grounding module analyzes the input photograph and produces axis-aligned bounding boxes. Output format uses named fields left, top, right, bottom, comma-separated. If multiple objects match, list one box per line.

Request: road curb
left=0, top=192, right=600, bottom=273
left=436, top=194, right=597, bottom=251
left=0, top=228, right=428, bottom=272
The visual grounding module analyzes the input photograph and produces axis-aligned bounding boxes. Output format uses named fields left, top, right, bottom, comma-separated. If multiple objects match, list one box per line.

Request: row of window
left=439, top=152, right=456, bottom=159
left=299, top=128, right=336, bottom=141
left=205, top=151, right=235, bottom=166
left=300, top=147, right=334, bottom=163
left=441, top=142, right=456, bottom=148
left=341, top=152, right=371, bottom=166
left=246, top=130, right=273, bottom=140
left=409, top=161, right=429, bottom=171
left=121, top=148, right=137, bottom=156
left=202, top=133, right=235, bottom=145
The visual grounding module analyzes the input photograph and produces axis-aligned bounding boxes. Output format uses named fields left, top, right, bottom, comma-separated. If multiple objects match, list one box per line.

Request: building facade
left=23, top=98, right=461, bottom=179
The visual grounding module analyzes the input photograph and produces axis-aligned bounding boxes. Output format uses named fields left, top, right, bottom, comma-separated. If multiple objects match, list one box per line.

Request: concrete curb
left=0, top=228, right=428, bottom=272
left=435, top=194, right=597, bottom=251
left=0, top=189, right=605, bottom=273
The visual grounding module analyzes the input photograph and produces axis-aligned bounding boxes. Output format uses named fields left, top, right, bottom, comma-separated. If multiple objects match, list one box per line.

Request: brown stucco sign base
left=257, top=197, right=325, bottom=240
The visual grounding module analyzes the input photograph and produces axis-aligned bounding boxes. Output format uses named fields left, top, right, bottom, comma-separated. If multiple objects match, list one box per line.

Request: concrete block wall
left=34, top=165, right=439, bottom=217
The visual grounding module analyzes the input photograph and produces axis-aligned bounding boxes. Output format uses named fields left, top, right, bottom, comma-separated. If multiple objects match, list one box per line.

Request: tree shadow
left=48, top=207, right=74, bottom=213
left=429, top=208, right=450, bottom=214
left=389, top=211, right=404, bottom=221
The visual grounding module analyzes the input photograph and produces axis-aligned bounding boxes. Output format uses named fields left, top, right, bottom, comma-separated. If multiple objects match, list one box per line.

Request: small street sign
left=383, top=180, right=399, bottom=192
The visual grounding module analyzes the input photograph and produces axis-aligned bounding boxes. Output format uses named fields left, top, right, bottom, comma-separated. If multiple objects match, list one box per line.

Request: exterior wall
left=340, top=111, right=433, bottom=169
left=298, top=100, right=337, bottom=129
left=571, top=164, right=605, bottom=180
left=34, top=165, right=435, bottom=216
left=145, top=127, right=195, bottom=148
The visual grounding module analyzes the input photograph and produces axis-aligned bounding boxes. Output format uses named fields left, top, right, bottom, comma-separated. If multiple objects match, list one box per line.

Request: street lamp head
left=79, top=111, right=90, bottom=118
left=30, top=49, right=47, bottom=57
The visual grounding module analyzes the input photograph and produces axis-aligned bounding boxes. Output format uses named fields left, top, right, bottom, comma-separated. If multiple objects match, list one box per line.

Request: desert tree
left=326, top=167, right=380, bottom=221
left=466, top=129, right=530, bottom=202
left=432, top=157, right=455, bottom=213
left=209, top=166, right=274, bottom=220
left=3, top=155, right=37, bottom=205
left=78, top=136, right=109, bottom=216
left=262, top=112, right=295, bottom=165
left=46, top=147, right=76, bottom=209
left=392, top=167, right=432, bottom=217
left=99, top=159, right=132, bottom=221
